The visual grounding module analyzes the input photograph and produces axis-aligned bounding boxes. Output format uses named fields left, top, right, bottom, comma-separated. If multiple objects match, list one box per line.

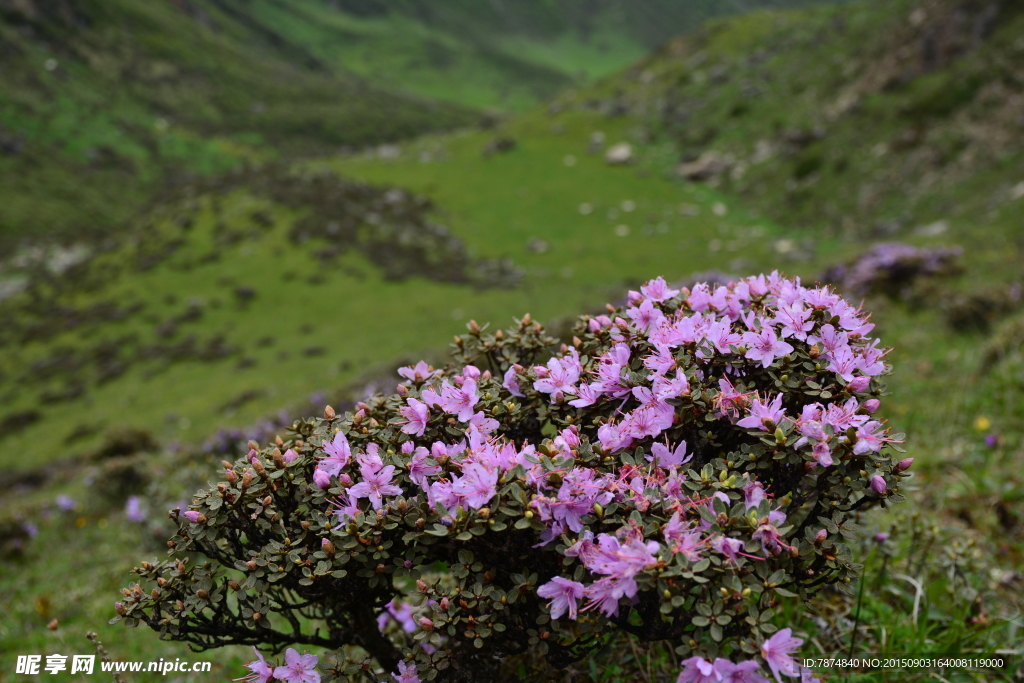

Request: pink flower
left=315, top=432, right=351, bottom=485
left=182, top=510, right=202, bottom=523
left=392, top=661, right=421, bottom=683
left=568, top=382, right=600, bottom=407
left=811, top=442, right=833, bottom=467
left=711, top=536, right=744, bottom=563
left=826, top=346, right=858, bottom=382
left=663, top=513, right=704, bottom=561
left=282, top=448, right=299, bottom=464
left=451, top=462, right=498, bottom=509
left=407, top=447, right=441, bottom=489
left=715, top=659, right=770, bottom=683
left=398, top=361, right=436, bottom=382
left=236, top=648, right=274, bottom=683
left=744, top=480, right=765, bottom=509
left=853, top=421, right=887, bottom=455
left=773, top=302, right=813, bottom=341
left=330, top=491, right=361, bottom=526
left=713, top=377, right=749, bottom=419
left=742, top=327, right=794, bottom=368
left=627, top=299, right=666, bottom=333
left=399, top=398, right=430, bottom=436
left=273, top=648, right=320, bottom=683
left=503, top=366, right=524, bottom=397
left=349, top=463, right=403, bottom=510
left=533, top=355, right=580, bottom=398
left=641, top=276, right=680, bottom=302
left=438, top=379, right=479, bottom=422
left=737, top=393, right=786, bottom=431
left=760, top=628, right=803, bottom=683
left=537, top=576, right=585, bottom=620
left=647, top=440, right=690, bottom=468
left=677, top=656, right=718, bottom=683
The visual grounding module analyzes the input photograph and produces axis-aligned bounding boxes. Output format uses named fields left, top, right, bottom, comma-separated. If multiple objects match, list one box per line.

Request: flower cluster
left=238, top=648, right=320, bottom=683
left=116, top=274, right=907, bottom=683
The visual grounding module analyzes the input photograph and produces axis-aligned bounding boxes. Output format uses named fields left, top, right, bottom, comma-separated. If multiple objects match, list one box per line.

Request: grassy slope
left=0, top=0, right=479, bottom=247
left=0, top=107, right=796, bottom=470
left=0, top=0, right=855, bottom=248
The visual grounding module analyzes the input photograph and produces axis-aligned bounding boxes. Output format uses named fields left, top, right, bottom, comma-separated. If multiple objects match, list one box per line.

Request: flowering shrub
left=115, top=274, right=908, bottom=682
left=818, top=242, right=962, bottom=299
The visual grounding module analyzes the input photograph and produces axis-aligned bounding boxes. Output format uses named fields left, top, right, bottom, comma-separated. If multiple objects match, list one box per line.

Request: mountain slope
left=0, top=0, right=480, bottom=248
left=235, top=0, right=862, bottom=111
left=557, top=0, right=1024, bottom=240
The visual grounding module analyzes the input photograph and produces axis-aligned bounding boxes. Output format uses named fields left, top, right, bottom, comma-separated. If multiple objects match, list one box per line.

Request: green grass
left=0, top=107, right=809, bottom=471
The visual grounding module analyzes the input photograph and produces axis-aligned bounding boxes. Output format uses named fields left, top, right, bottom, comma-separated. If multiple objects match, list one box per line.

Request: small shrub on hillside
left=115, top=274, right=907, bottom=682
left=942, top=283, right=1023, bottom=332
left=818, top=242, right=962, bottom=299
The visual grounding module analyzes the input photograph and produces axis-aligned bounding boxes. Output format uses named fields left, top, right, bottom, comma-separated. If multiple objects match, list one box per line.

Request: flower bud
left=869, top=475, right=887, bottom=495
left=241, top=470, right=253, bottom=488
left=847, top=376, right=870, bottom=392
left=419, top=617, right=434, bottom=631
left=396, top=383, right=408, bottom=397
left=47, top=619, right=59, bottom=630
left=196, top=589, right=209, bottom=599
left=339, top=473, right=353, bottom=487
left=182, top=511, right=204, bottom=524
left=874, top=532, right=889, bottom=543
left=416, top=580, right=428, bottom=593
left=248, top=440, right=259, bottom=451
left=864, top=398, right=881, bottom=413
left=815, top=529, right=828, bottom=545
left=322, top=538, right=335, bottom=555
left=895, top=457, right=914, bottom=472
left=115, top=602, right=125, bottom=616
left=272, top=448, right=285, bottom=468
left=228, top=580, right=240, bottom=591
left=324, top=405, right=336, bottom=419
left=246, top=560, right=257, bottom=571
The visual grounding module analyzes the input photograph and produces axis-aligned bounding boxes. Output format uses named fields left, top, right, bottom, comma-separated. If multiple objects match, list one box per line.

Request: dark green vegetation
left=2, top=0, right=1024, bottom=680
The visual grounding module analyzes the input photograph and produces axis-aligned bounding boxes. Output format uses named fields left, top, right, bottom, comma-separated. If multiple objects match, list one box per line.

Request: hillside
left=0, top=0, right=480, bottom=248
left=0, top=0, right=855, bottom=249
left=560, top=0, right=1024, bottom=244
left=249, top=0, right=858, bottom=111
